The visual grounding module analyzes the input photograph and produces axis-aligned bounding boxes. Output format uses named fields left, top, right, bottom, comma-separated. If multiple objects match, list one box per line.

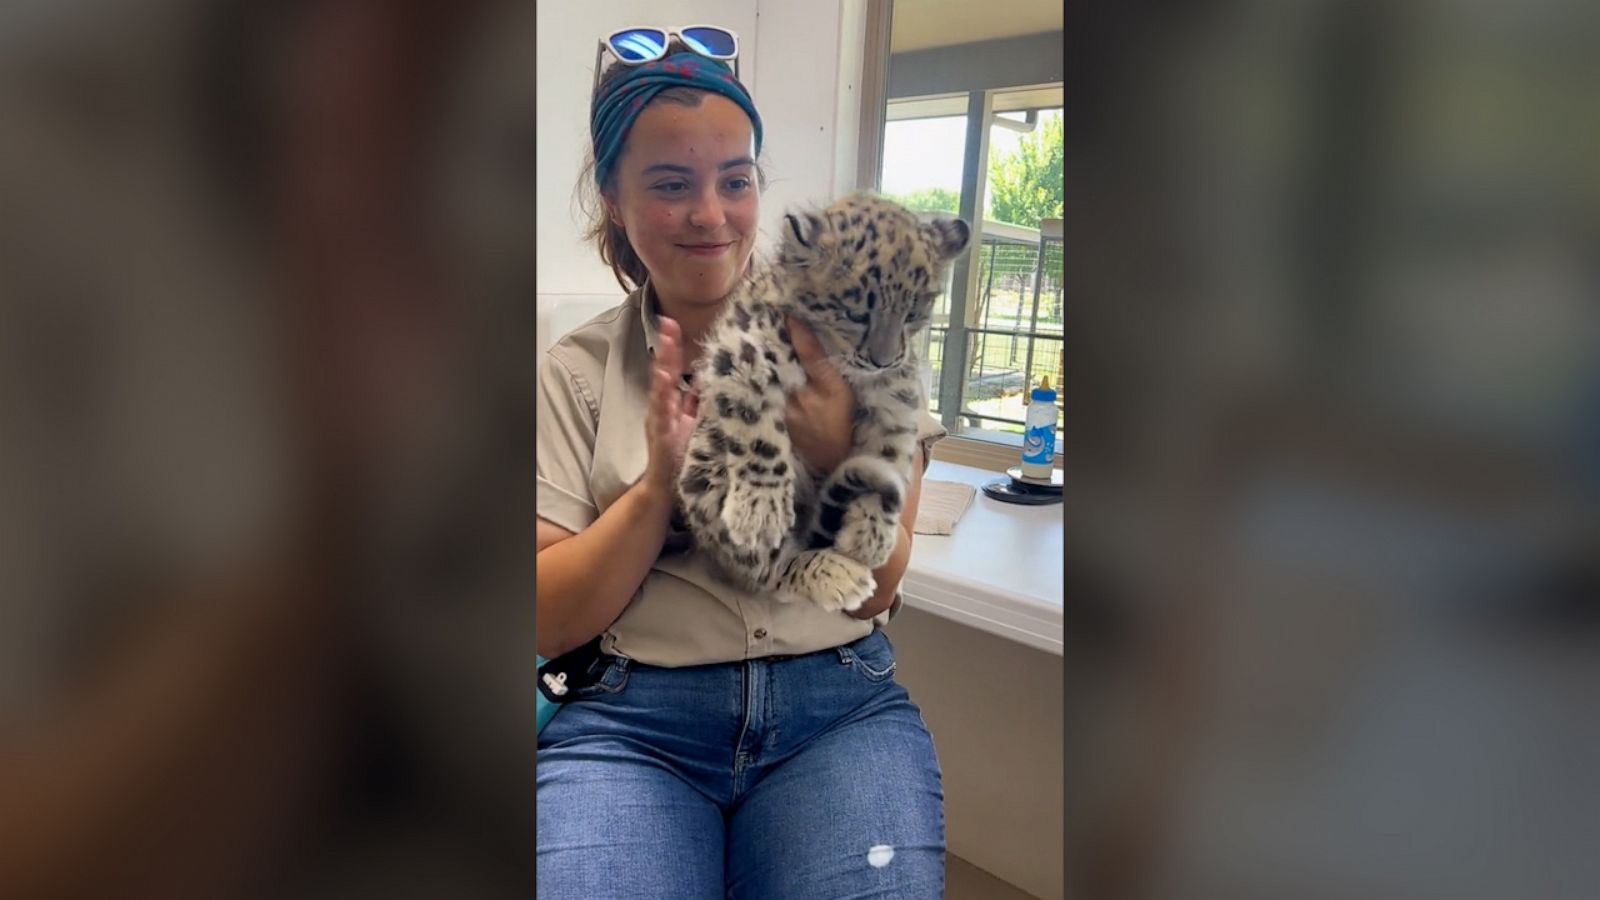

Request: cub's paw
left=834, top=506, right=899, bottom=570
left=792, top=550, right=876, bottom=613
left=721, top=488, right=794, bottom=552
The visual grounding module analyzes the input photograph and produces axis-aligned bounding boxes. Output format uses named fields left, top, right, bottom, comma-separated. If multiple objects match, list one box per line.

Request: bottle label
left=1022, top=424, right=1055, bottom=464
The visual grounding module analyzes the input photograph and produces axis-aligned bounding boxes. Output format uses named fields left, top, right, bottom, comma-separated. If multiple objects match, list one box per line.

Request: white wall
left=747, top=0, right=868, bottom=241
left=535, top=1, right=867, bottom=347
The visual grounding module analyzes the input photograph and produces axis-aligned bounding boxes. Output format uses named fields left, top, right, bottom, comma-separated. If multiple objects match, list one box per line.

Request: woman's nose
left=686, top=186, right=726, bottom=231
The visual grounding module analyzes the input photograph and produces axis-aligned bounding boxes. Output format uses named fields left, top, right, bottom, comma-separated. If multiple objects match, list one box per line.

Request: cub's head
left=778, top=192, right=969, bottom=372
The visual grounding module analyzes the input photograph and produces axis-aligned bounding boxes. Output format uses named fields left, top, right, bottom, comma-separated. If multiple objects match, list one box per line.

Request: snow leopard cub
left=675, top=192, right=970, bottom=612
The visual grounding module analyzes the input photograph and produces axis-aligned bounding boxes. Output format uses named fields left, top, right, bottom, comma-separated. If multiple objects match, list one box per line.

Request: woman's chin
left=662, top=271, right=737, bottom=306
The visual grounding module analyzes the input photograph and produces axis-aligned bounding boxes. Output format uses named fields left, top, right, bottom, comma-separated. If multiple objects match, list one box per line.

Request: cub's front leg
left=677, top=419, right=732, bottom=552
left=770, top=458, right=900, bottom=614
left=679, top=417, right=788, bottom=592
left=812, top=454, right=909, bottom=571
left=702, top=341, right=798, bottom=556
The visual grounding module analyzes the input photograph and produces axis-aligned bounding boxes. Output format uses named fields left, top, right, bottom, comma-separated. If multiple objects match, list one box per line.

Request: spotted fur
left=675, top=192, right=970, bottom=612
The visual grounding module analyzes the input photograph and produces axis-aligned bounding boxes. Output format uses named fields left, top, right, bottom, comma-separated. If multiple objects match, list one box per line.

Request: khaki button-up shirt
left=536, top=285, right=946, bottom=667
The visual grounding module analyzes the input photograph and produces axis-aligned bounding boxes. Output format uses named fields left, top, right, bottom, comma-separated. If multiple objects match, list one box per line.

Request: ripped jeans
left=535, top=629, right=946, bottom=899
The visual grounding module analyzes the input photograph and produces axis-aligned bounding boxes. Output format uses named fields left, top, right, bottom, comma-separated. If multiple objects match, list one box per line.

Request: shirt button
left=753, top=628, right=768, bottom=640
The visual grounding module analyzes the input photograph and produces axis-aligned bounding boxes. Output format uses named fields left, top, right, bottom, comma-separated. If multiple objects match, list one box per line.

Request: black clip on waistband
left=538, top=637, right=606, bottom=704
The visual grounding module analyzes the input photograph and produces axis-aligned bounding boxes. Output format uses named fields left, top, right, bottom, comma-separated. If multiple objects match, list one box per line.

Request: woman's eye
left=725, top=177, right=751, bottom=192
left=655, top=182, right=688, bottom=194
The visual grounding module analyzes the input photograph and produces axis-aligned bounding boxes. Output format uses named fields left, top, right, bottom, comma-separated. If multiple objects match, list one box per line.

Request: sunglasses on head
left=593, top=25, right=741, bottom=88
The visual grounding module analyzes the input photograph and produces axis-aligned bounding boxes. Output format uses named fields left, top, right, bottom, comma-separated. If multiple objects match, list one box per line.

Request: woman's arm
left=782, top=317, right=929, bottom=619
left=536, top=482, right=672, bottom=658
left=848, top=445, right=925, bottom=619
left=536, top=317, right=699, bottom=659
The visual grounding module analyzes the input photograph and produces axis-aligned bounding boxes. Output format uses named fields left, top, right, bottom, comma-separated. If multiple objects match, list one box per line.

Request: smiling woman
left=576, top=47, right=765, bottom=304
left=602, top=97, right=760, bottom=335
left=535, top=27, right=949, bottom=900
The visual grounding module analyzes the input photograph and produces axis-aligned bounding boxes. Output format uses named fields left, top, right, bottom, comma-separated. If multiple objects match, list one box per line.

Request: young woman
left=536, top=28, right=948, bottom=898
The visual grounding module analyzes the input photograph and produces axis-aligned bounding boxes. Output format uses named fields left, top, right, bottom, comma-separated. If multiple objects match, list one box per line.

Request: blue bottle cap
left=1031, top=388, right=1057, bottom=403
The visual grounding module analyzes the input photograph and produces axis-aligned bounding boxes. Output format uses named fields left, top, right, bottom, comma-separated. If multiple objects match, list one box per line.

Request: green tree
left=987, top=112, right=1063, bottom=229
left=882, top=186, right=960, bottom=215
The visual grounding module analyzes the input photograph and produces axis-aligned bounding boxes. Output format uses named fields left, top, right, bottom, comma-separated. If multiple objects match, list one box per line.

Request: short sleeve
left=914, top=411, right=947, bottom=472
left=536, top=349, right=601, bottom=533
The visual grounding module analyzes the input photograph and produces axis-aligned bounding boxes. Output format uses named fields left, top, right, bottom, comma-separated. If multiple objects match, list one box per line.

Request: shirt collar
left=639, top=279, right=697, bottom=389
left=639, top=278, right=662, bottom=358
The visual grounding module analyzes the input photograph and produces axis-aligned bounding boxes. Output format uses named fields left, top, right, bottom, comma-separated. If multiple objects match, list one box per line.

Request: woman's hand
left=785, top=317, right=857, bottom=475
left=641, top=316, right=700, bottom=495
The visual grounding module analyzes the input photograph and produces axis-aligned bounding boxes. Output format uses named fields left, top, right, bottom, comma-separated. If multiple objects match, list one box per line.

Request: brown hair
left=574, top=39, right=765, bottom=293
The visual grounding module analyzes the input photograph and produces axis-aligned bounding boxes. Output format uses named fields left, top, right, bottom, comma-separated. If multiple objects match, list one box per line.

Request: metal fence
left=924, top=224, right=1062, bottom=437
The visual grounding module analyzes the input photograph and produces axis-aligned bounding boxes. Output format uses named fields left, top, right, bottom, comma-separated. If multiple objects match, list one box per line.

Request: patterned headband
left=590, top=52, right=765, bottom=189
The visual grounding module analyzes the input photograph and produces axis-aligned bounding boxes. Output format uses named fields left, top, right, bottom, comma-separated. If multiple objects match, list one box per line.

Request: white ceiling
left=889, top=0, right=1063, bottom=52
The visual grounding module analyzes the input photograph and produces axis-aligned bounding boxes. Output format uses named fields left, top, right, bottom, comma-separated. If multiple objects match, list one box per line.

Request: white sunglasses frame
left=592, top=24, right=742, bottom=91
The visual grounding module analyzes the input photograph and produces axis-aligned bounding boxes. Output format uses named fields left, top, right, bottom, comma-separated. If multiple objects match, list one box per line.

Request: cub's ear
left=780, top=211, right=828, bottom=267
left=922, top=217, right=970, bottom=261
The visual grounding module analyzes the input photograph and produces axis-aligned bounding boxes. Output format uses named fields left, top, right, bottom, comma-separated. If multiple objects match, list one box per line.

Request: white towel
left=914, top=479, right=976, bottom=535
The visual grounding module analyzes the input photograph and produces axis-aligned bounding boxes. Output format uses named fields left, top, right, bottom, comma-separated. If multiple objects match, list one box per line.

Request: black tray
left=982, top=471, right=1063, bottom=506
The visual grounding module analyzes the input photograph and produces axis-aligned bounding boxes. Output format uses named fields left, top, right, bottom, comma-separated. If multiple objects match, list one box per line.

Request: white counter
left=901, top=461, right=1064, bottom=656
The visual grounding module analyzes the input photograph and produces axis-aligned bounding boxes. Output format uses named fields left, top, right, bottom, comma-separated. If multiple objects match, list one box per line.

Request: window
left=860, top=0, right=1063, bottom=466
left=879, top=98, right=1064, bottom=457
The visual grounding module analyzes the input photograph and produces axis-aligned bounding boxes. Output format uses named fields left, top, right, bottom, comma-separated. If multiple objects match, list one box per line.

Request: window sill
left=930, top=433, right=1062, bottom=473
left=901, top=460, right=1063, bottom=655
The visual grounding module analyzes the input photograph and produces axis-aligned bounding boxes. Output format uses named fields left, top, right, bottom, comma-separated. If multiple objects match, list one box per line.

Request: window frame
left=858, top=6, right=1063, bottom=473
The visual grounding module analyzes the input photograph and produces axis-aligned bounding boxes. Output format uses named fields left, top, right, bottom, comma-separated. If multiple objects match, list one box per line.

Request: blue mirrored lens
left=610, top=29, right=667, bottom=62
left=680, top=27, right=736, bottom=58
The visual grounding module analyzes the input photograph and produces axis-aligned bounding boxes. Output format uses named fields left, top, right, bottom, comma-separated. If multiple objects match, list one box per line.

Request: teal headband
left=590, top=52, right=764, bottom=189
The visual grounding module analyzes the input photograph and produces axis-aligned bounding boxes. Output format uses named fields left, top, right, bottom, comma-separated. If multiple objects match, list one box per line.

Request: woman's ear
left=603, top=193, right=624, bottom=229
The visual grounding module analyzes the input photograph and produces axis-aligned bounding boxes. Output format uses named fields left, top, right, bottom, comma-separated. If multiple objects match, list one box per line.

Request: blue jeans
left=536, top=629, right=946, bottom=899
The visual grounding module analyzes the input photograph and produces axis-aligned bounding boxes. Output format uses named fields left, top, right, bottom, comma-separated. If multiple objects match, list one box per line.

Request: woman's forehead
left=624, top=96, right=755, bottom=163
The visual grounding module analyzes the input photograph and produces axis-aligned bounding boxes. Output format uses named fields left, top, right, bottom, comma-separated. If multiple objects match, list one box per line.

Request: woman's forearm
left=851, top=521, right=915, bottom=620
left=850, top=447, right=926, bottom=620
left=536, top=480, right=673, bottom=658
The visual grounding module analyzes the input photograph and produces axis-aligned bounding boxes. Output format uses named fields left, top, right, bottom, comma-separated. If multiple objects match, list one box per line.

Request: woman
left=536, top=30, right=948, bottom=898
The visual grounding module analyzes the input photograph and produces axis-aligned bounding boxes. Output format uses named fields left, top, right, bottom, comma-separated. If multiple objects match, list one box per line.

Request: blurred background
left=0, top=1, right=532, bottom=897
left=1066, top=1, right=1600, bottom=898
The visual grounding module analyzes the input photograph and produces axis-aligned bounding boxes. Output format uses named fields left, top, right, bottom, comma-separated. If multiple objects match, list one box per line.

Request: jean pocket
left=836, top=633, right=897, bottom=684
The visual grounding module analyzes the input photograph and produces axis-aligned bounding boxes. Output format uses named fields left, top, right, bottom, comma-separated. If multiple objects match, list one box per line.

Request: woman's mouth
left=679, top=242, right=732, bottom=257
